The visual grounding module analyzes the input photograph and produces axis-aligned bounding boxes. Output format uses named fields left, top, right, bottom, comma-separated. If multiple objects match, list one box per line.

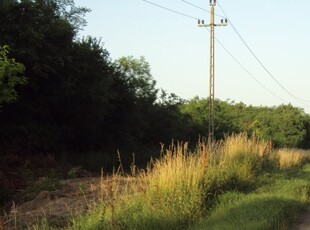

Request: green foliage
left=0, top=0, right=79, bottom=151
left=180, top=96, right=208, bottom=134
left=181, top=98, right=310, bottom=148
left=180, top=98, right=241, bottom=138
left=0, top=0, right=193, bottom=158
left=244, top=105, right=308, bottom=148
left=54, top=0, right=90, bottom=32
left=57, top=37, right=130, bottom=152
left=113, top=56, right=192, bottom=149
left=117, top=56, right=157, bottom=102
left=0, top=45, right=26, bottom=108
left=0, top=0, right=132, bottom=153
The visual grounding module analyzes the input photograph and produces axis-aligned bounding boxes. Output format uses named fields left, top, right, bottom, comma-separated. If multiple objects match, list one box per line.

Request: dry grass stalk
left=277, top=148, right=306, bottom=169
left=221, top=133, right=272, bottom=159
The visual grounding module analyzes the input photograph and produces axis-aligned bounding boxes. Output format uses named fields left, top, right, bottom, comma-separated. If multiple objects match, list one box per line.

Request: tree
left=116, top=56, right=192, bottom=146
left=180, top=98, right=309, bottom=148
left=114, top=56, right=157, bottom=146
left=0, top=0, right=100, bottom=152
left=303, top=114, right=310, bottom=148
left=54, top=0, right=90, bottom=32
left=60, top=37, right=136, bottom=151
left=0, top=45, right=26, bottom=109
left=117, top=56, right=158, bottom=103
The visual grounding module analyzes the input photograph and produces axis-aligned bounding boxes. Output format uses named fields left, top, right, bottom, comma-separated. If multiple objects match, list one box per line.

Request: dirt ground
left=3, top=177, right=133, bottom=229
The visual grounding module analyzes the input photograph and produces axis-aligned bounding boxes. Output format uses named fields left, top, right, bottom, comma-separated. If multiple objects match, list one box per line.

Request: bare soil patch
left=3, top=176, right=133, bottom=229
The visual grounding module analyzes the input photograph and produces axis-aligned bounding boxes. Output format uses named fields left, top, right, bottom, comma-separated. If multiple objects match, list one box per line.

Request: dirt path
left=4, top=177, right=133, bottom=229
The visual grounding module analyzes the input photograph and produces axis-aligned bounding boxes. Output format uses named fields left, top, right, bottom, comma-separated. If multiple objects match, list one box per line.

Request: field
left=3, top=134, right=310, bottom=229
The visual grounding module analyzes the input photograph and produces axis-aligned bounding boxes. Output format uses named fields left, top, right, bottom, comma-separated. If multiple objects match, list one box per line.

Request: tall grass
left=141, top=142, right=208, bottom=224
left=67, top=134, right=276, bottom=229
left=87, top=142, right=208, bottom=229
left=221, top=133, right=272, bottom=159
left=27, top=134, right=310, bottom=230
left=277, top=148, right=310, bottom=169
left=204, top=134, right=273, bottom=194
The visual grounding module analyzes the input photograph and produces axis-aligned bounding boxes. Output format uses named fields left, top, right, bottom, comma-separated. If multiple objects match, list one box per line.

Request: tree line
left=0, top=0, right=309, bottom=169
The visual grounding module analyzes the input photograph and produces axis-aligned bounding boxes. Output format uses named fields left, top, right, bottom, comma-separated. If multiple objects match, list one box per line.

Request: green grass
left=191, top=165, right=310, bottom=230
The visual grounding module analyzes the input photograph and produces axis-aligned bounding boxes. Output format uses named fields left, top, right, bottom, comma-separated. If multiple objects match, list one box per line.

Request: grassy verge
left=191, top=164, right=310, bottom=230
left=26, top=134, right=310, bottom=230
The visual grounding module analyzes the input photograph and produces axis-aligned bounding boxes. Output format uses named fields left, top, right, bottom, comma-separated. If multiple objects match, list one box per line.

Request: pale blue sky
left=74, top=0, right=310, bottom=114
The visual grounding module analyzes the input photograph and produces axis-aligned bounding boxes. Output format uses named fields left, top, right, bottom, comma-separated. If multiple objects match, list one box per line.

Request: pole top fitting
left=209, top=0, right=216, bottom=6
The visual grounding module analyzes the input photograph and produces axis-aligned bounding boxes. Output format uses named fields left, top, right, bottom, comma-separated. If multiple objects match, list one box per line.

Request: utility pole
left=198, top=0, right=227, bottom=142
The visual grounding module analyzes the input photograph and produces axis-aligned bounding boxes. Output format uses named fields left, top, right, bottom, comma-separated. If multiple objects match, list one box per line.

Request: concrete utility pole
left=198, top=0, right=227, bottom=141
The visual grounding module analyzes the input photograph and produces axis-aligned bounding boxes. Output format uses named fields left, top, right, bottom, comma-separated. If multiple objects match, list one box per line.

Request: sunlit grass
left=277, top=148, right=310, bottom=169
left=221, top=133, right=272, bottom=159
left=209, top=134, right=273, bottom=193
left=142, top=142, right=208, bottom=224
left=92, top=142, right=208, bottom=229
left=24, top=134, right=310, bottom=230
left=66, top=134, right=278, bottom=229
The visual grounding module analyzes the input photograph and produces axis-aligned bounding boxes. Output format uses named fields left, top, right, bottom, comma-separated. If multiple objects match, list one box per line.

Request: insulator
left=225, top=18, right=228, bottom=23
left=202, top=20, right=204, bottom=24
left=198, top=19, right=200, bottom=24
left=221, top=19, right=223, bottom=24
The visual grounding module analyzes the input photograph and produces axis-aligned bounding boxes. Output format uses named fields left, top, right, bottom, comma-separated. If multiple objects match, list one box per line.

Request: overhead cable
left=212, top=32, right=289, bottom=104
left=142, top=0, right=199, bottom=20
left=141, top=0, right=292, bottom=105
left=181, top=0, right=225, bottom=18
left=216, top=0, right=310, bottom=105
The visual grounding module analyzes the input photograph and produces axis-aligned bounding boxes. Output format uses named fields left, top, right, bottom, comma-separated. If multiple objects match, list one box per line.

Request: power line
left=216, top=0, right=310, bottom=106
left=212, top=32, right=289, bottom=104
left=181, top=0, right=225, bottom=19
left=196, top=0, right=228, bottom=141
left=142, top=0, right=199, bottom=20
left=140, top=0, right=294, bottom=106
left=181, top=0, right=288, bottom=103
left=177, top=1, right=289, bottom=104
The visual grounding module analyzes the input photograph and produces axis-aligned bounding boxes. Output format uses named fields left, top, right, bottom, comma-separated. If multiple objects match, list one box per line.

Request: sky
left=74, top=0, right=310, bottom=114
